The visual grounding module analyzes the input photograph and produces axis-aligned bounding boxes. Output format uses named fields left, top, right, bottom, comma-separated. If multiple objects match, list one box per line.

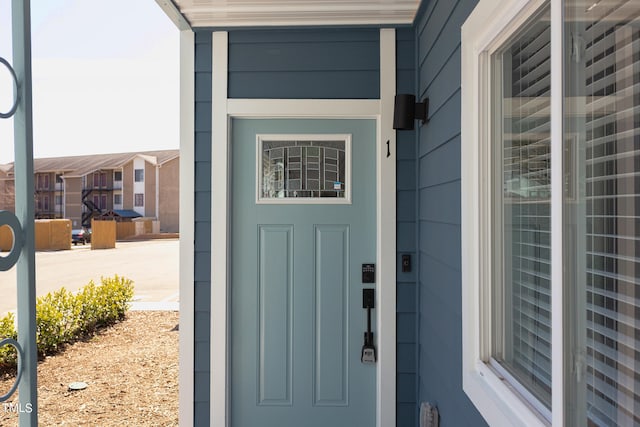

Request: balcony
left=82, top=185, right=117, bottom=192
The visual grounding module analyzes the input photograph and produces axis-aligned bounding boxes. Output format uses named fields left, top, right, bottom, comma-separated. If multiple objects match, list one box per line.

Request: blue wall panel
left=395, top=26, right=418, bottom=427
left=193, top=25, right=420, bottom=426
left=228, top=28, right=380, bottom=99
left=194, top=30, right=212, bottom=426
left=414, top=0, right=487, bottom=425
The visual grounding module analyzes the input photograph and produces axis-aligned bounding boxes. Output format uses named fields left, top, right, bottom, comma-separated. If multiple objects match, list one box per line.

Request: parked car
left=71, top=228, right=91, bottom=245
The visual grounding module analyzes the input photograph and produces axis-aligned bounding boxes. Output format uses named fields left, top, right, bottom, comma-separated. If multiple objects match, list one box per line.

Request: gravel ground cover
left=0, top=311, right=178, bottom=426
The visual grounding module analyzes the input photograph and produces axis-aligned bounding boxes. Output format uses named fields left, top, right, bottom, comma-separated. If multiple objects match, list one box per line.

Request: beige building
left=0, top=165, right=15, bottom=212
left=0, top=150, right=180, bottom=233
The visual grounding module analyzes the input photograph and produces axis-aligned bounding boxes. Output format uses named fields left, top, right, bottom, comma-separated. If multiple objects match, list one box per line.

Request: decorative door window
left=257, top=135, right=351, bottom=204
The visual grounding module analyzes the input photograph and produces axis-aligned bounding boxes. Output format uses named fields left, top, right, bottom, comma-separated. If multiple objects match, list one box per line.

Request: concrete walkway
left=130, top=301, right=179, bottom=311
left=0, top=239, right=179, bottom=315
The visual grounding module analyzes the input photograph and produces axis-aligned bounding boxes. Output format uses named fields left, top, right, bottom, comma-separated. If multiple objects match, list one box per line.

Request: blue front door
left=231, top=118, right=377, bottom=426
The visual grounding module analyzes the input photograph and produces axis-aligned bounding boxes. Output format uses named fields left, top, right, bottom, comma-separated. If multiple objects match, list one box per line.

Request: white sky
left=0, top=0, right=179, bottom=164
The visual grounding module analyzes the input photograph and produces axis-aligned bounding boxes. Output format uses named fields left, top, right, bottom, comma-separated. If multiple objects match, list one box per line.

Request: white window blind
left=580, top=2, right=640, bottom=424
left=494, top=5, right=553, bottom=409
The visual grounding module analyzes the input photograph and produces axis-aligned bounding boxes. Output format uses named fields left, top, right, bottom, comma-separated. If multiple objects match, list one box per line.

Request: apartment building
left=0, top=165, right=14, bottom=213
left=0, top=150, right=179, bottom=232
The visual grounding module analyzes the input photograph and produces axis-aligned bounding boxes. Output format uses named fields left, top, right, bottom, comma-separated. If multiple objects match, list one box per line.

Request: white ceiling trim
left=171, top=0, right=419, bottom=27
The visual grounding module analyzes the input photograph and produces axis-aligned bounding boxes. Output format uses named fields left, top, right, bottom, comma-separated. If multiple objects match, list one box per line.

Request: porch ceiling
left=164, top=0, right=420, bottom=28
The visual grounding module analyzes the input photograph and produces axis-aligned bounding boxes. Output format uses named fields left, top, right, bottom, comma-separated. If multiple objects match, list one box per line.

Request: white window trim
left=211, top=28, right=397, bottom=427
left=461, top=0, right=562, bottom=425
left=255, top=133, right=352, bottom=204
left=178, top=28, right=195, bottom=427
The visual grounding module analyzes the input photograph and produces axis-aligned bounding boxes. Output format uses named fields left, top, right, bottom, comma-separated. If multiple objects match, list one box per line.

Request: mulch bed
left=0, top=311, right=179, bottom=426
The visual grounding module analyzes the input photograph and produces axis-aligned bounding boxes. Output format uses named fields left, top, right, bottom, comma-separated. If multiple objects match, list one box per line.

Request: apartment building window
left=134, top=193, right=144, bottom=207
left=114, top=171, right=122, bottom=182
left=114, top=194, right=122, bottom=205
left=462, top=0, right=640, bottom=425
left=36, top=195, right=49, bottom=212
left=134, top=169, right=144, bottom=182
left=55, top=195, right=62, bottom=206
left=93, top=172, right=107, bottom=188
left=36, top=174, right=48, bottom=189
left=91, top=195, right=108, bottom=210
left=55, top=174, right=62, bottom=184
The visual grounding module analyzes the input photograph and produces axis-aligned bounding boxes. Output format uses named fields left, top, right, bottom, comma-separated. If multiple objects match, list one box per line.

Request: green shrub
left=35, top=294, right=66, bottom=355
left=75, top=276, right=133, bottom=335
left=0, top=312, right=17, bottom=369
left=0, top=275, right=134, bottom=367
left=97, top=275, right=134, bottom=323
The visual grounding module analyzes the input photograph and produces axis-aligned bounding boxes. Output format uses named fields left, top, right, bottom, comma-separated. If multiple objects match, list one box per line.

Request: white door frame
left=210, top=29, right=397, bottom=427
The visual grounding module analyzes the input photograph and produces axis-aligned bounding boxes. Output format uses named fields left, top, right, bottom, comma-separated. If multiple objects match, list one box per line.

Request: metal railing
left=0, top=1, right=38, bottom=425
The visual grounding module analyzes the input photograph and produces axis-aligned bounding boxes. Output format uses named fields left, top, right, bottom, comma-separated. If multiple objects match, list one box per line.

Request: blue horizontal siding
left=194, top=29, right=212, bottom=426
left=192, top=24, right=420, bottom=426
left=228, top=28, right=380, bottom=99
left=415, top=0, right=488, bottom=425
left=395, top=26, right=418, bottom=427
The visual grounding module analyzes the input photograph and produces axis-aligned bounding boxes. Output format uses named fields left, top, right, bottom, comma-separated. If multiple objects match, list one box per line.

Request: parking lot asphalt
left=0, top=239, right=179, bottom=315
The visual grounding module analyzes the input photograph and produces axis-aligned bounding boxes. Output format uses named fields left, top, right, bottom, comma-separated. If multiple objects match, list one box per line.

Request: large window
left=134, top=169, right=144, bottom=182
left=565, top=2, right=640, bottom=424
left=492, top=4, right=553, bottom=415
left=462, top=0, right=640, bottom=425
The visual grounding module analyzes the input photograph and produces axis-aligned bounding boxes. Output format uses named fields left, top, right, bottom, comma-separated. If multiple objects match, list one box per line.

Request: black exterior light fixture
left=392, top=94, right=429, bottom=130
